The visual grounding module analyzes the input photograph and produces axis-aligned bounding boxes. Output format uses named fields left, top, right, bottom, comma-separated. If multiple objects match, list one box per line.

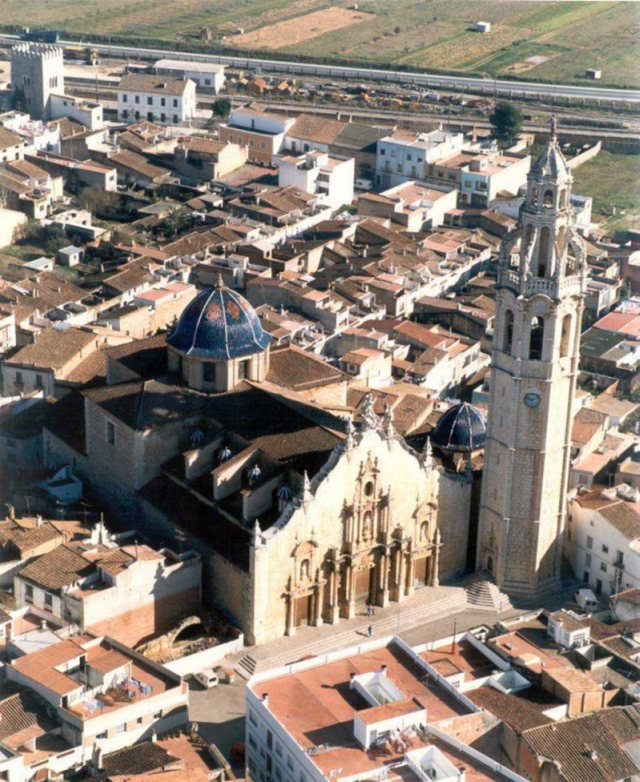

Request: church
left=42, top=127, right=584, bottom=645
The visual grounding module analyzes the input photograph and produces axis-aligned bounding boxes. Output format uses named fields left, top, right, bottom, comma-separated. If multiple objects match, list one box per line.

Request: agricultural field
left=1, top=0, right=638, bottom=87
left=572, top=150, right=640, bottom=230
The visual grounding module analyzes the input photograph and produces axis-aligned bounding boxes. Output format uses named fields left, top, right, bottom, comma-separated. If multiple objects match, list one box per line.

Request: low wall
left=164, top=635, right=244, bottom=676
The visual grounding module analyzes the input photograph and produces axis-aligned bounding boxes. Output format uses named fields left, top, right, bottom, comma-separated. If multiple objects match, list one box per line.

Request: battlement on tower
left=11, top=43, right=63, bottom=61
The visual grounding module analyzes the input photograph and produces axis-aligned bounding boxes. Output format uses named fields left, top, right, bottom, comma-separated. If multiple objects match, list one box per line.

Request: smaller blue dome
left=431, top=403, right=486, bottom=453
left=167, top=282, right=271, bottom=360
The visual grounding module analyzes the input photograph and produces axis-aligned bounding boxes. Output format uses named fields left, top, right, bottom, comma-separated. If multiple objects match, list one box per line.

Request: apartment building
left=246, top=635, right=533, bottom=782
left=566, top=484, right=640, bottom=597
left=426, top=150, right=531, bottom=208
left=276, top=151, right=354, bottom=209
left=219, top=108, right=295, bottom=163
left=357, top=180, right=457, bottom=231
left=375, top=129, right=465, bottom=189
left=117, top=75, right=196, bottom=126
left=6, top=634, right=189, bottom=754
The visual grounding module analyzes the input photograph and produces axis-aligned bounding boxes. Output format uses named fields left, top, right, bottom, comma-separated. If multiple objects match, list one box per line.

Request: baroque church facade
left=42, top=127, right=584, bottom=645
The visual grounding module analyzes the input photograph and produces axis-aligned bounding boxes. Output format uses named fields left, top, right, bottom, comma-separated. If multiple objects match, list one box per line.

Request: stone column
left=346, top=562, right=356, bottom=619
left=328, top=567, right=339, bottom=625
left=406, top=555, right=416, bottom=597
left=397, top=545, right=407, bottom=602
left=380, top=551, right=390, bottom=608
left=432, top=540, right=441, bottom=588
left=285, top=591, right=296, bottom=637
left=314, top=572, right=324, bottom=627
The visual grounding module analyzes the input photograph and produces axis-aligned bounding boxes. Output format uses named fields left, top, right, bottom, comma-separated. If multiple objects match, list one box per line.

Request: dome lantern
left=167, top=282, right=271, bottom=392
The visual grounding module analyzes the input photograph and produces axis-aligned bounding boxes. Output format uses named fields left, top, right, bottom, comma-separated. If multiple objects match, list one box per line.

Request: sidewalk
left=231, top=583, right=469, bottom=677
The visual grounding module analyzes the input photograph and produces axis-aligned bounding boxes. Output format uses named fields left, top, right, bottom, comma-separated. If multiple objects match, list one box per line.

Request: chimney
left=349, top=672, right=356, bottom=688
left=40, top=620, right=47, bottom=631
left=262, top=693, right=269, bottom=707
left=35, top=514, right=43, bottom=527
left=380, top=665, right=388, bottom=676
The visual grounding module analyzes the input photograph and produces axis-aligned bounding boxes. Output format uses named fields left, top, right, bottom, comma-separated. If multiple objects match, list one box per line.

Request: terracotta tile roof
left=0, top=127, right=23, bottom=151
left=266, top=346, right=347, bottom=391
left=18, top=543, right=93, bottom=590
left=89, top=649, right=131, bottom=674
left=0, top=519, right=62, bottom=557
left=523, top=707, right=640, bottom=782
left=599, top=501, right=640, bottom=540
left=99, top=741, right=180, bottom=776
left=0, top=685, right=58, bottom=742
left=615, top=587, right=640, bottom=605
left=106, top=334, right=168, bottom=379
left=4, top=327, right=97, bottom=372
left=103, top=256, right=158, bottom=293
left=63, top=346, right=108, bottom=386
left=572, top=407, right=608, bottom=446
left=288, top=113, right=346, bottom=145
left=12, top=639, right=86, bottom=696
left=467, top=685, right=552, bottom=734
left=110, top=150, right=170, bottom=181
left=118, top=74, right=192, bottom=96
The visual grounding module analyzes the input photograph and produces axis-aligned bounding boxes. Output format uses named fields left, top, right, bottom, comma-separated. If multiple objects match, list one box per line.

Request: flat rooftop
left=251, top=644, right=470, bottom=780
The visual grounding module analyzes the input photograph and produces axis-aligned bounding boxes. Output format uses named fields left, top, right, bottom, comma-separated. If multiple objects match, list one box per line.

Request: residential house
left=357, top=181, right=457, bottom=231
left=375, top=128, right=465, bottom=189
left=117, top=74, right=196, bottom=125
left=154, top=59, right=225, bottom=92
left=276, top=150, right=354, bottom=209
left=566, top=484, right=640, bottom=597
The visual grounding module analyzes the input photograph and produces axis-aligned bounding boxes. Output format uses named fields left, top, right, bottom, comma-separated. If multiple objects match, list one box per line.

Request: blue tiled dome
left=167, top=283, right=271, bottom=360
left=431, top=402, right=486, bottom=453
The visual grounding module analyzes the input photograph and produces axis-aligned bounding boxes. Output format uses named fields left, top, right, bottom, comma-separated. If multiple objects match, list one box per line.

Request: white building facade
left=276, top=151, right=354, bottom=209
left=117, top=74, right=196, bottom=126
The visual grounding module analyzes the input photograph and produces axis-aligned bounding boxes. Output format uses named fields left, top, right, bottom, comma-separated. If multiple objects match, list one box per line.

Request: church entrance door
left=414, top=557, right=428, bottom=588
left=295, top=594, right=313, bottom=628
left=355, top=567, right=375, bottom=607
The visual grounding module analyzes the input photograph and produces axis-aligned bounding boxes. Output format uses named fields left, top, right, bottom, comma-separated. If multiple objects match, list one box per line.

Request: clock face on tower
left=524, top=392, right=541, bottom=409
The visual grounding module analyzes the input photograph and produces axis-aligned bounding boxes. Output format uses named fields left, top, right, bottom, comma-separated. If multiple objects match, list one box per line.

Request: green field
left=2, top=0, right=639, bottom=88
left=572, top=150, right=640, bottom=229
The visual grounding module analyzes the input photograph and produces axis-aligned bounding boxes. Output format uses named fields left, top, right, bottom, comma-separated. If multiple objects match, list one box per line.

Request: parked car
left=575, top=588, right=599, bottom=612
left=194, top=669, right=219, bottom=689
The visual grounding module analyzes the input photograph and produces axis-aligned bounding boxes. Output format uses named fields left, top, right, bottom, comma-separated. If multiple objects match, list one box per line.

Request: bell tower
left=477, top=120, right=587, bottom=600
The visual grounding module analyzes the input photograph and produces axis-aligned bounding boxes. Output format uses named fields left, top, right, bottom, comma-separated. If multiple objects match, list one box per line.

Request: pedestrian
left=366, top=601, right=373, bottom=618
left=367, top=624, right=373, bottom=638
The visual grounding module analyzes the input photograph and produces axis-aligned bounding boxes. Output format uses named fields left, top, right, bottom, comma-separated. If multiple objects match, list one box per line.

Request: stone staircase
left=462, top=572, right=515, bottom=614
left=234, top=584, right=468, bottom=679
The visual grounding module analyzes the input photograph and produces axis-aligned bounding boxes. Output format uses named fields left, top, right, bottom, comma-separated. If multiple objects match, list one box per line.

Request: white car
left=194, top=669, right=219, bottom=689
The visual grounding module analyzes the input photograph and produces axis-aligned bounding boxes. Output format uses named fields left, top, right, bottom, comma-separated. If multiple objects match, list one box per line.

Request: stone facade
left=11, top=43, right=65, bottom=121
left=477, top=127, right=587, bottom=600
left=248, top=406, right=441, bottom=645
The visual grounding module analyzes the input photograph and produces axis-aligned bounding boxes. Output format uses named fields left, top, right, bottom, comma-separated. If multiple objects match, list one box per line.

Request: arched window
left=529, top=317, right=545, bottom=361
left=420, top=522, right=428, bottom=541
left=538, top=226, right=551, bottom=277
left=523, top=224, right=533, bottom=251
left=503, top=310, right=514, bottom=354
left=556, top=225, right=566, bottom=258
left=559, top=188, right=568, bottom=208
left=543, top=189, right=554, bottom=207
left=300, top=559, right=310, bottom=580
left=560, top=314, right=572, bottom=358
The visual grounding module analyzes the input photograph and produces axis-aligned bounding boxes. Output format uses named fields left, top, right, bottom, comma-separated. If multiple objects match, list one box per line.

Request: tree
left=490, top=101, right=523, bottom=148
left=164, top=206, right=190, bottom=238
left=212, top=97, right=232, bottom=119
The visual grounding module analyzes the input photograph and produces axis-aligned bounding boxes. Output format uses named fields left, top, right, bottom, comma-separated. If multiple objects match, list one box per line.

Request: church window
left=238, top=359, right=250, bottom=380
left=364, top=481, right=374, bottom=497
left=503, top=310, right=514, bottom=354
left=560, top=314, right=572, bottom=357
left=202, top=362, right=216, bottom=383
left=543, top=189, right=554, bottom=207
left=107, top=421, right=115, bottom=445
left=559, top=189, right=568, bottom=208
left=300, top=559, right=310, bottom=580
left=538, top=227, right=550, bottom=276
left=528, top=317, right=544, bottom=361
left=420, top=522, right=428, bottom=541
